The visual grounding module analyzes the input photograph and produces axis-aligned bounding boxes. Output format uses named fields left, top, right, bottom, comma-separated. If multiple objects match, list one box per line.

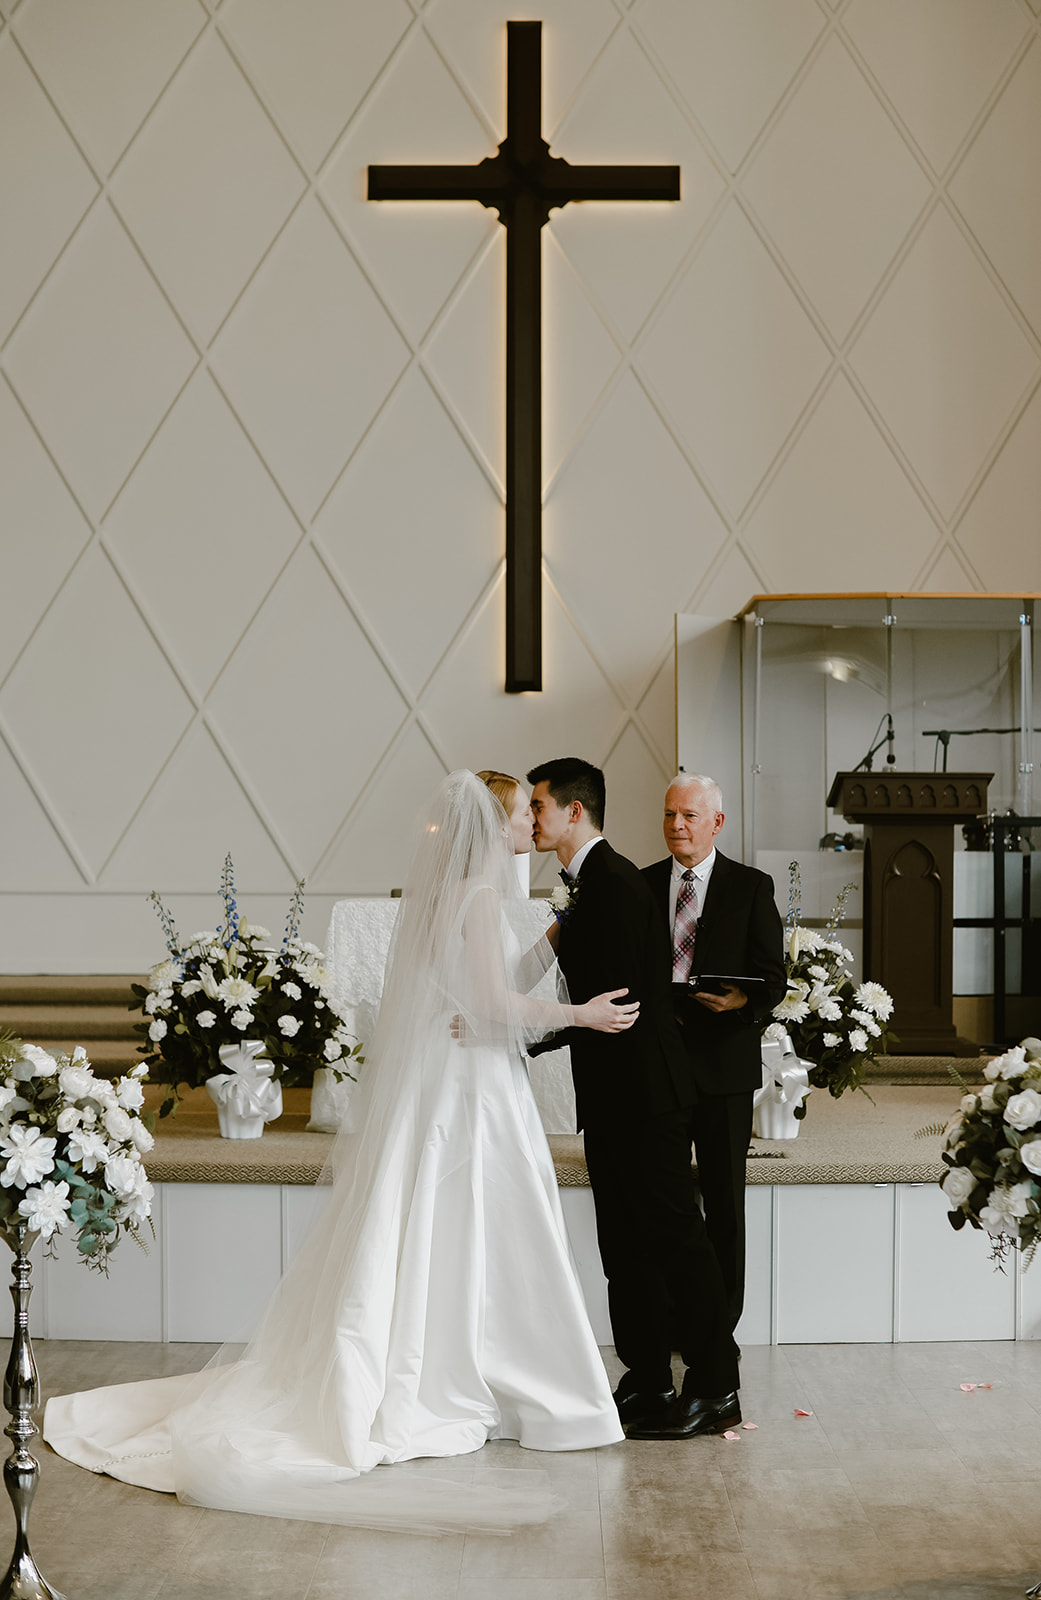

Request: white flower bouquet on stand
left=0, top=1032, right=155, bottom=1600
left=940, top=1039, right=1041, bottom=1265
left=764, top=864, right=894, bottom=1120
left=132, top=855, right=362, bottom=1124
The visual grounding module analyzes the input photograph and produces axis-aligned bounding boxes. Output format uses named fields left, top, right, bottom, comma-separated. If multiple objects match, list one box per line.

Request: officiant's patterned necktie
left=672, top=869, right=699, bottom=982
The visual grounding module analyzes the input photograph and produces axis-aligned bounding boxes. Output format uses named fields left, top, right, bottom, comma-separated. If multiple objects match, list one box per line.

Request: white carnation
left=278, top=1015, right=301, bottom=1037
left=323, top=1037, right=343, bottom=1062
left=818, top=1000, right=843, bottom=1022
left=231, top=1009, right=252, bottom=1031
left=196, top=1011, right=217, bottom=1029
left=180, top=980, right=203, bottom=998
left=823, top=1033, right=841, bottom=1048
left=148, top=1019, right=167, bottom=1042
left=281, top=982, right=302, bottom=1001
left=849, top=1028, right=869, bottom=1053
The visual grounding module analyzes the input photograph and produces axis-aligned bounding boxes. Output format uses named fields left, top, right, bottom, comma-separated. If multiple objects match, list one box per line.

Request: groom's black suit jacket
left=552, top=839, right=695, bottom=1131
left=642, top=851, right=786, bottom=1095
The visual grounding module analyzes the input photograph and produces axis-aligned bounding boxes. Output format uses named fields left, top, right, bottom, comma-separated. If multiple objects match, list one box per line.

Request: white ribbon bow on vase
left=753, top=1031, right=812, bottom=1127
left=207, top=1041, right=283, bottom=1123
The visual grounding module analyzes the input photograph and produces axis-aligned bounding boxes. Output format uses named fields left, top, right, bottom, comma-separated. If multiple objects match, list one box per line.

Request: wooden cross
left=369, top=20, right=680, bottom=692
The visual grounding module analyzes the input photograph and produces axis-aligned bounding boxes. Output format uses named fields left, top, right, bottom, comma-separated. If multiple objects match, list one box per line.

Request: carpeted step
left=863, top=1053, right=988, bottom=1086
left=0, top=976, right=144, bottom=1008
left=0, top=1005, right=140, bottom=1041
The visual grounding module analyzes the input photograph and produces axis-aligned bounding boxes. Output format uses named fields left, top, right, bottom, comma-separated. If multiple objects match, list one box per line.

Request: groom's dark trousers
left=549, top=840, right=737, bottom=1399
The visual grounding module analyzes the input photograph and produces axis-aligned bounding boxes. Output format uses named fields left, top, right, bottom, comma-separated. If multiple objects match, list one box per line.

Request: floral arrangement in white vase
left=0, top=1034, right=153, bottom=1269
left=763, top=863, right=894, bottom=1116
left=132, top=856, right=362, bottom=1117
left=940, top=1038, right=1041, bottom=1265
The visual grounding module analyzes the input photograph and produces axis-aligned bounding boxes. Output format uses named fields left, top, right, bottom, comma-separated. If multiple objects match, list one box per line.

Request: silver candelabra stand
left=0, top=1223, right=66, bottom=1600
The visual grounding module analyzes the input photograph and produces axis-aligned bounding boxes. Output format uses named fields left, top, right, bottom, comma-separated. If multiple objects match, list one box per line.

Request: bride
left=44, top=770, right=632, bottom=1531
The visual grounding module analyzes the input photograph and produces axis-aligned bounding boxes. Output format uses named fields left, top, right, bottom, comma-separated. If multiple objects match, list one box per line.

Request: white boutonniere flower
left=548, top=879, right=580, bottom=924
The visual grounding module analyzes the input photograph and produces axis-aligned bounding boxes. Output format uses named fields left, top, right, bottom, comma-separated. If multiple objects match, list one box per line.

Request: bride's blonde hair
left=475, top=769, right=519, bottom=814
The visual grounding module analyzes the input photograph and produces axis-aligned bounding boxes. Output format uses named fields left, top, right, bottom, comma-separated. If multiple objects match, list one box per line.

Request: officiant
left=643, top=774, right=786, bottom=1333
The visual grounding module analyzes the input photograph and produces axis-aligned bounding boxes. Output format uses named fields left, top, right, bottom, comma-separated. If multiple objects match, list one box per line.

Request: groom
left=527, top=757, right=739, bottom=1438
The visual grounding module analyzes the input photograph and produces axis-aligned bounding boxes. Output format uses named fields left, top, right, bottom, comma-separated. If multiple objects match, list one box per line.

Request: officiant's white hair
left=668, top=772, right=723, bottom=811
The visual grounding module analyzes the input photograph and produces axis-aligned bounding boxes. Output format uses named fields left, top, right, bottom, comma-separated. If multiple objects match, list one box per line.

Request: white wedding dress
left=45, top=775, right=622, bottom=1533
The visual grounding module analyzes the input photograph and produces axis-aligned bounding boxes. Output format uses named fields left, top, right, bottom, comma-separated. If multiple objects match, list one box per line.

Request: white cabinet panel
left=1018, top=1251, right=1041, bottom=1340
left=776, top=1184, right=894, bottom=1343
left=45, top=1185, right=164, bottom=1341
left=283, top=1183, right=331, bottom=1265
left=735, top=1184, right=772, bottom=1346
left=164, top=1183, right=282, bottom=1342
left=896, top=1184, right=1015, bottom=1341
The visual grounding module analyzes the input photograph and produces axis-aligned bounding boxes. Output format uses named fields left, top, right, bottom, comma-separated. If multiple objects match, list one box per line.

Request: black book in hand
left=690, top=974, right=768, bottom=997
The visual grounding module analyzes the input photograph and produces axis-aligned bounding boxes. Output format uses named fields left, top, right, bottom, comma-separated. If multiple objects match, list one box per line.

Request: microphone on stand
left=885, top=713, right=896, bottom=766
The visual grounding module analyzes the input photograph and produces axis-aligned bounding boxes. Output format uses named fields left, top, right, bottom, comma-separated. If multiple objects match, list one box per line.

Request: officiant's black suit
left=643, top=851, right=786, bottom=1329
left=552, top=839, right=737, bottom=1399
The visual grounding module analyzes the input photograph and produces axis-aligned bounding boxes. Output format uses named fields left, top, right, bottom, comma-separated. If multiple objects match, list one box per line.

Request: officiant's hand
left=695, top=983, right=747, bottom=1014
left=575, top=989, right=639, bottom=1033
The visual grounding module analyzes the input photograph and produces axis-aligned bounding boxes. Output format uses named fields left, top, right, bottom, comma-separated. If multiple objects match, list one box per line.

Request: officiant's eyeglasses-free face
left=664, top=785, right=723, bottom=867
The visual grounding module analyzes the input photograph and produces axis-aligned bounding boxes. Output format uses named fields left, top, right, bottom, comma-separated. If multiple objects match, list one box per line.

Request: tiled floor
left=7, top=1339, right=1041, bottom=1600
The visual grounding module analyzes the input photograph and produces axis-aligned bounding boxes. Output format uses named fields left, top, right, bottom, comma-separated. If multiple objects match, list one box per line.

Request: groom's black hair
left=525, top=758, right=605, bottom=831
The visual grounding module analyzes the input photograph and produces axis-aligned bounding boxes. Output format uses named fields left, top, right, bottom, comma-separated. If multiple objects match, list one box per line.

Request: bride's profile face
left=508, top=787, right=534, bottom=855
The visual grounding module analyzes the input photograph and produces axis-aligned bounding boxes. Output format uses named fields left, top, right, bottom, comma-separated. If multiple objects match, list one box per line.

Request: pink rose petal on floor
left=741, top=1422, right=758, bottom=1431
left=722, top=1430, right=741, bottom=1441
left=977, top=1383, right=994, bottom=1390
left=793, top=1408, right=813, bottom=1418
left=960, top=1383, right=976, bottom=1392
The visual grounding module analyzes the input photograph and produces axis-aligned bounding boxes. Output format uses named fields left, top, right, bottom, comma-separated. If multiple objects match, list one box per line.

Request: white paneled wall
left=3, top=0, right=1041, bottom=969
left=9, top=1180, right=1034, bottom=1346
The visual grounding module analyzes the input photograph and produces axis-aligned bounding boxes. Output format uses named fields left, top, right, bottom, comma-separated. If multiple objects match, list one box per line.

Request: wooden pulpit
left=827, top=771, right=992, bottom=1054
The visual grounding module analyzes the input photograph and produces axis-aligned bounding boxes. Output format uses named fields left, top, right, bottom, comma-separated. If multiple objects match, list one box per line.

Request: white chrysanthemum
left=323, top=1037, right=343, bottom=1062
left=853, top=981, right=893, bottom=1021
left=0, top=1125, right=56, bottom=1187
left=849, top=1028, right=869, bottom=1053
left=196, top=1011, right=216, bottom=1029
left=239, top=921, right=271, bottom=941
left=18, top=1180, right=71, bottom=1239
left=189, top=931, right=218, bottom=947
left=823, top=1033, right=841, bottom=1049
left=149, top=958, right=179, bottom=990
left=281, top=982, right=302, bottom=1001
left=66, top=1129, right=110, bottom=1173
left=148, top=1018, right=167, bottom=1042
left=278, top=1015, right=301, bottom=1037
left=116, top=1076, right=145, bottom=1112
left=231, top=1009, right=252, bottom=1032
left=217, top=977, right=260, bottom=1011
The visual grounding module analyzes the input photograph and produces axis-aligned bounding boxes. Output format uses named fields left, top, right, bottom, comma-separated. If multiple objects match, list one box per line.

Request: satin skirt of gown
left=44, top=1032, right=622, bottom=1533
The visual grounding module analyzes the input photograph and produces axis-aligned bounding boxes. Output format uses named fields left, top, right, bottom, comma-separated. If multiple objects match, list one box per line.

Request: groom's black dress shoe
left=626, top=1390, right=741, bottom=1440
left=612, top=1381, right=676, bottom=1428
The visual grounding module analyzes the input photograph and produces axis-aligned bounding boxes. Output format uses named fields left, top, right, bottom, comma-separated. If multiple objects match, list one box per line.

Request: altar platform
left=19, top=1085, right=1041, bottom=1352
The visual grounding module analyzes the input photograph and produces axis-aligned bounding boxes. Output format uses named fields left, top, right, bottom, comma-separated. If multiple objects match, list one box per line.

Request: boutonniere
left=548, top=879, right=580, bottom=924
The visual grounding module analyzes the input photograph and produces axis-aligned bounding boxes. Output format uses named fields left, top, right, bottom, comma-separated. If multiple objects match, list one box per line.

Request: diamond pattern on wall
left=13, top=0, right=207, bottom=176
left=313, top=368, right=501, bottom=698
left=849, top=206, right=1038, bottom=518
left=639, top=201, right=831, bottom=517
left=206, top=545, right=409, bottom=869
left=0, top=43, right=97, bottom=342
left=209, top=197, right=411, bottom=520
left=103, top=372, right=302, bottom=699
left=0, top=547, right=195, bottom=876
left=220, top=0, right=413, bottom=171
left=635, top=0, right=826, bottom=172
left=744, top=374, right=940, bottom=590
left=844, top=0, right=1029, bottom=173
left=0, top=380, right=92, bottom=682
left=3, top=204, right=198, bottom=520
left=324, top=26, right=500, bottom=348
left=109, top=30, right=306, bottom=345
left=2, top=0, right=1041, bottom=969
left=743, top=35, right=931, bottom=341
left=949, top=40, right=1041, bottom=341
